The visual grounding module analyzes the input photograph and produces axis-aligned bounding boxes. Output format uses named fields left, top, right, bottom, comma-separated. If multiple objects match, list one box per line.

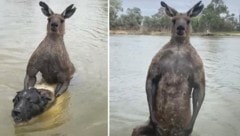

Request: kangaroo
left=24, top=1, right=76, bottom=97
left=132, top=1, right=205, bottom=136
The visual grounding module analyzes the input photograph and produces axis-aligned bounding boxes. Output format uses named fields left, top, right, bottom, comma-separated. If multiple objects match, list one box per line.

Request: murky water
left=110, top=35, right=240, bottom=136
left=0, top=0, right=107, bottom=136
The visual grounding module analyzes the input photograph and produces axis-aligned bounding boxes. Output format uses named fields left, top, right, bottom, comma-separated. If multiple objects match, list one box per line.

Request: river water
left=110, top=35, right=240, bottom=136
left=0, top=0, right=107, bottom=136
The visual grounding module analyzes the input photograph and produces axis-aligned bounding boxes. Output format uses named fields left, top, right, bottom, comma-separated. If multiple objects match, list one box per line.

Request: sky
left=121, top=0, right=240, bottom=17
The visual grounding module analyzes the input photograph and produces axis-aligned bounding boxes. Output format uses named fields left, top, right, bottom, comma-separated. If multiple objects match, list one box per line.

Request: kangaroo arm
left=55, top=80, right=70, bottom=97
left=188, top=69, right=205, bottom=132
left=146, top=64, right=162, bottom=130
left=24, top=67, right=39, bottom=89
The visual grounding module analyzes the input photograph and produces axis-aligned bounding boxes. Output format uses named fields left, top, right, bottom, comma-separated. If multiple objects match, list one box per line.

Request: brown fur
left=24, top=1, right=76, bottom=97
left=132, top=1, right=205, bottom=136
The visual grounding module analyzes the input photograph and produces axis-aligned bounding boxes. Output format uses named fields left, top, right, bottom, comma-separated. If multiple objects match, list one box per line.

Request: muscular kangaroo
left=24, top=1, right=76, bottom=97
left=132, top=1, right=205, bottom=136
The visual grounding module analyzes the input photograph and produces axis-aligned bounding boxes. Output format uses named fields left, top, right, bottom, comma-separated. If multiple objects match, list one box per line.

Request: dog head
left=12, top=88, right=52, bottom=124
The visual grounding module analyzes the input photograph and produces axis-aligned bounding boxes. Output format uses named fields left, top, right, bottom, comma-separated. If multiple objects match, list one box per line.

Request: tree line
left=110, top=0, right=240, bottom=32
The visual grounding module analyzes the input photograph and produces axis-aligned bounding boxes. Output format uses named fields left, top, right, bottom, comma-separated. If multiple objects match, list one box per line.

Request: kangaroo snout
left=176, top=25, right=185, bottom=36
left=51, top=22, right=59, bottom=32
left=177, top=25, right=185, bottom=31
left=51, top=22, right=58, bottom=28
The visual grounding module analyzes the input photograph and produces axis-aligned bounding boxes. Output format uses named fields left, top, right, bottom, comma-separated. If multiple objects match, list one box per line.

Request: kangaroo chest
left=153, top=47, right=194, bottom=130
left=37, top=42, right=68, bottom=74
left=159, top=48, right=194, bottom=76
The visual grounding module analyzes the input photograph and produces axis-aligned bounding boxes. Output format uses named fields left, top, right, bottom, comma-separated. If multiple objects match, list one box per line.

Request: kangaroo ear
left=39, top=1, right=54, bottom=17
left=161, top=1, right=178, bottom=17
left=61, top=4, right=76, bottom=19
left=187, top=1, right=204, bottom=17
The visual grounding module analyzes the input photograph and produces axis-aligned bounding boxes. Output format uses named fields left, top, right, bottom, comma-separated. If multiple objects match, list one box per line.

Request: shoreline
left=110, top=30, right=240, bottom=36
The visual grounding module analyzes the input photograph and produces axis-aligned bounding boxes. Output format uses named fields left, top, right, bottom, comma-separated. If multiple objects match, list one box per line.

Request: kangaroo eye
left=48, top=18, right=51, bottom=22
left=187, top=20, right=190, bottom=24
left=61, top=19, right=64, bottom=23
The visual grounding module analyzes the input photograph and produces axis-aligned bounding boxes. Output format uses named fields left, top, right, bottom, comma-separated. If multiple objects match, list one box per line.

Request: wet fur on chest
left=159, top=47, right=194, bottom=75
left=153, top=46, right=194, bottom=131
left=31, top=40, right=68, bottom=69
left=28, top=39, right=74, bottom=83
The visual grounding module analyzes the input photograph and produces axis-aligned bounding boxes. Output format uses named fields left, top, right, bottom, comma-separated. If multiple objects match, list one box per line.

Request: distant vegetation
left=110, top=0, right=240, bottom=33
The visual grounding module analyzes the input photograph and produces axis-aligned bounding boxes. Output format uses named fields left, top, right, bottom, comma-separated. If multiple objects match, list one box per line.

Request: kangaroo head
left=39, top=1, right=76, bottom=35
left=161, top=1, right=204, bottom=38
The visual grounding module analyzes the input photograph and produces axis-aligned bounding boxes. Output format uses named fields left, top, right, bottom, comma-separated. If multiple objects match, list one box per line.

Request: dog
left=12, top=84, right=55, bottom=125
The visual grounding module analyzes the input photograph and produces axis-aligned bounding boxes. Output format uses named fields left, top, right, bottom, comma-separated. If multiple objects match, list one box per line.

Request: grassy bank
left=110, top=30, right=240, bottom=36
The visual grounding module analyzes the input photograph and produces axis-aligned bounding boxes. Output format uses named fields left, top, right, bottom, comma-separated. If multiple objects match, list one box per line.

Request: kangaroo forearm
left=146, top=80, right=157, bottom=124
left=55, top=81, right=69, bottom=97
left=189, top=87, right=205, bottom=128
left=24, top=75, right=36, bottom=89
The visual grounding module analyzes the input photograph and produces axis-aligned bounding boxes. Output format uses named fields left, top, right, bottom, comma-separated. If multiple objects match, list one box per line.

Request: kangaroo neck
left=170, top=36, right=190, bottom=46
left=46, top=33, right=64, bottom=41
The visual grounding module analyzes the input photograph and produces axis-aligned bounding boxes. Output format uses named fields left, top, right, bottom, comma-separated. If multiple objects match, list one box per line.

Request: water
left=0, top=0, right=107, bottom=136
left=110, top=35, right=240, bottom=136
